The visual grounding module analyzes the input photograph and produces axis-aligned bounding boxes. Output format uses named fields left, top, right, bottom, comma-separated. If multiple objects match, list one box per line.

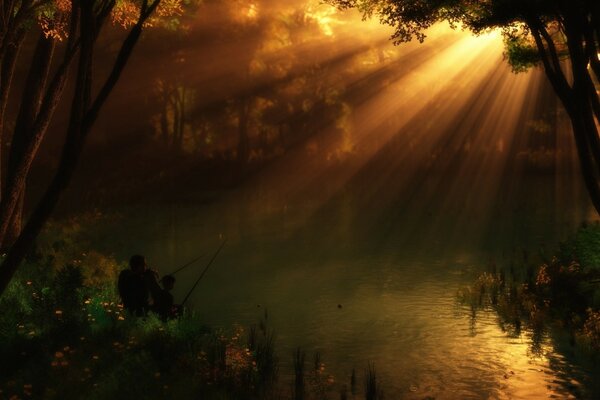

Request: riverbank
left=460, top=222, right=600, bottom=362
left=3, top=213, right=600, bottom=399
left=0, top=216, right=373, bottom=400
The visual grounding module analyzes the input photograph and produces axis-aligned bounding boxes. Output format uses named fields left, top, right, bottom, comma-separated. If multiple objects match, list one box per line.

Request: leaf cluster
left=326, top=0, right=570, bottom=72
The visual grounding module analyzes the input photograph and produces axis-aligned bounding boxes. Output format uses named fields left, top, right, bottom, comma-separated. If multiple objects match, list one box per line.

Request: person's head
left=129, top=255, right=147, bottom=274
left=161, top=275, right=175, bottom=291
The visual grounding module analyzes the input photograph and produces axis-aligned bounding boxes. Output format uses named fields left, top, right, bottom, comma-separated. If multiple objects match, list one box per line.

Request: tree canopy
left=329, top=0, right=600, bottom=215
left=0, top=0, right=190, bottom=295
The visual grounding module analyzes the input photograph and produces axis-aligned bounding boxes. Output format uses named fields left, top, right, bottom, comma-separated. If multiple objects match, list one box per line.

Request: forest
left=1, top=0, right=600, bottom=399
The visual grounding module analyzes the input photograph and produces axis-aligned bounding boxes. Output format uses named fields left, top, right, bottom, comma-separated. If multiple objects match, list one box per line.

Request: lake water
left=86, top=10, right=600, bottom=397
left=96, top=163, right=600, bottom=399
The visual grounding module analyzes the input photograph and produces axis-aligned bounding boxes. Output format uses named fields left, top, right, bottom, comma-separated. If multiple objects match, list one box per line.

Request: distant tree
left=328, top=0, right=600, bottom=214
left=153, top=77, right=196, bottom=152
left=0, top=0, right=176, bottom=296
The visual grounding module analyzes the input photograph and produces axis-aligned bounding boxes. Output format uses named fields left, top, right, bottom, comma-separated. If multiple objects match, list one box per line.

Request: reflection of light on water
left=464, top=312, right=582, bottom=399
left=123, top=0, right=598, bottom=396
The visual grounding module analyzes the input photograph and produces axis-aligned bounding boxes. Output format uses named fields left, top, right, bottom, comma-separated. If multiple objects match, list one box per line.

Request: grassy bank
left=0, top=215, right=381, bottom=400
left=460, top=222, right=600, bottom=354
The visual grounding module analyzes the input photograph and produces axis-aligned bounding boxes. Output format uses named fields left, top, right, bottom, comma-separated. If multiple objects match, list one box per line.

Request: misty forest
left=1, top=0, right=600, bottom=399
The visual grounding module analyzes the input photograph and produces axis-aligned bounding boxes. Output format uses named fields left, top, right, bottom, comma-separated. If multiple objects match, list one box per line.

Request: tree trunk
left=177, top=88, right=186, bottom=151
left=0, top=0, right=161, bottom=296
left=0, top=34, right=59, bottom=249
left=160, top=95, right=169, bottom=146
left=0, top=34, right=56, bottom=247
left=530, top=17, right=600, bottom=215
left=567, top=107, right=600, bottom=215
left=4, top=191, right=23, bottom=247
left=237, top=96, right=250, bottom=164
left=0, top=29, right=25, bottom=201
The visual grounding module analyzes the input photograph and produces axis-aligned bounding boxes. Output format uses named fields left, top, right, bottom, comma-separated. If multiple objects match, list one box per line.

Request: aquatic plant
left=461, top=224, right=600, bottom=356
left=293, top=348, right=306, bottom=400
left=0, top=218, right=382, bottom=399
left=364, top=363, right=382, bottom=400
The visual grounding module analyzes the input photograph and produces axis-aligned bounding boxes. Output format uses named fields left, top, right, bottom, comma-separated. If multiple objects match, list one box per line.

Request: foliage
left=503, top=32, right=540, bottom=73
left=112, top=0, right=185, bottom=29
left=0, top=216, right=375, bottom=399
left=460, top=224, right=600, bottom=356
left=559, top=223, right=600, bottom=270
left=36, top=0, right=187, bottom=39
left=325, top=1, right=600, bottom=219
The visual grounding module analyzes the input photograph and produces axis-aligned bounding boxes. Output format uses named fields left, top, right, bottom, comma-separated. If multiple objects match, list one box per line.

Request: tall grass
left=0, top=217, right=386, bottom=399
left=293, top=348, right=306, bottom=400
left=364, top=363, right=382, bottom=400
left=459, top=223, right=600, bottom=355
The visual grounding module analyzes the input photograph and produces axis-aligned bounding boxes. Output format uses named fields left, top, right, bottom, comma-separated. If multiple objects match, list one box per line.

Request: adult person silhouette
left=118, top=255, right=161, bottom=316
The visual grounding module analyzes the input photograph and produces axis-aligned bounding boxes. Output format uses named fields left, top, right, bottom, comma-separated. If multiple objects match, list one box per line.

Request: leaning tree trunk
left=0, top=34, right=68, bottom=250
left=529, top=16, right=600, bottom=216
left=0, top=34, right=57, bottom=248
left=0, top=0, right=162, bottom=296
left=0, top=29, right=26, bottom=201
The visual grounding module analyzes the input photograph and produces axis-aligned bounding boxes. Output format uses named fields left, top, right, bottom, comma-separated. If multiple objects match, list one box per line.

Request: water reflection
left=96, top=182, right=598, bottom=398
left=83, top=7, right=600, bottom=399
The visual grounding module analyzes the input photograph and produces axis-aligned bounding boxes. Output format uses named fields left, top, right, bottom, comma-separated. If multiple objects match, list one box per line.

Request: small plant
left=364, top=363, right=382, bottom=400
left=293, top=347, right=306, bottom=400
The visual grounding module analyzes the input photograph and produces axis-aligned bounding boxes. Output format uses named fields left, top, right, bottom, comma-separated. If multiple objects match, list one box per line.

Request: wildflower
left=535, top=265, right=551, bottom=286
left=55, top=352, right=64, bottom=359
left=55, top=310, right=63, bottom=316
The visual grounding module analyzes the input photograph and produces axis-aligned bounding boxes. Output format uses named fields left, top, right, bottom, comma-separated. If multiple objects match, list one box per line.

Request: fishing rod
left=168, top=253, right=206, bottom=275
left=180, top=239, right=227, bottom=307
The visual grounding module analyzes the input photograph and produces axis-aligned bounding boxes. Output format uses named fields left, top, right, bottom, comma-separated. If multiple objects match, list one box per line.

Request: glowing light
left=235, top=2, right=258, bottom=22
left=246, top=3, right=258, bottom=19
left=304, top=3, right=341, bottom=37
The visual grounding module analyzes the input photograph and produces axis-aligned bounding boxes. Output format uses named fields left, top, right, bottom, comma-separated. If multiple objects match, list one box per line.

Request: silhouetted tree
left=0, top=0, right=165, bottom=296
left=0, top=1, right=53, bottom=198
left=329, top=0, right=600, bottom=214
